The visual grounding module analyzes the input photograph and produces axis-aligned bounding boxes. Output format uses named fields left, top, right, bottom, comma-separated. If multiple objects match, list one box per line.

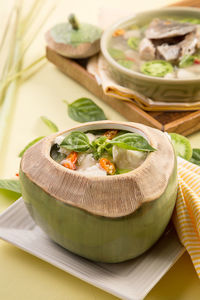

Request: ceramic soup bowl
left=101, top=7, right=200, bottom=103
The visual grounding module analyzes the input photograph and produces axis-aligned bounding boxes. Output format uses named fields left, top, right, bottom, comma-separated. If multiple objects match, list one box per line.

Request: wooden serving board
left=46, top=0, right=200, bottom=136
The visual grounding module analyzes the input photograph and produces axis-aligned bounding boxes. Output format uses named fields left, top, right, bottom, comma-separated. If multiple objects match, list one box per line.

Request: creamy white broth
left=50, top=129, right=150, bottom=176
left=108, top=16, right=200, bottom=79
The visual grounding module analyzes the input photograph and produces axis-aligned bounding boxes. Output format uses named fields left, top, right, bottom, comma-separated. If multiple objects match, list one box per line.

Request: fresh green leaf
left=179, top=55, right=195, bottom=68
left=108, top=48, right=126, bottom=60
left=66, top=98, right=107, bottom=123
left=117, top=59, right=134, bottom=69
left=190, top=148, right=200, bottom=166
left=91, top=136, right=108, bottom=159
left=50, top=144, right=66, bottom=162
left=127, top=37, right=140, bottom=50
left=60, top=131, right=90, bottom=152
left=19, top=136, right=45, bottom=157
left=0, top=179, right=21, bottom=194
left=109, top=133, right=156, bottom=152
left=41, top=116, right=59, bottom=132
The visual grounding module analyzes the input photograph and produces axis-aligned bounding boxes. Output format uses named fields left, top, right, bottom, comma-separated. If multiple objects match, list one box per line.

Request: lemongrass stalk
left=19, top=0, right=43, bottom=36
left=0, top=6, right=18, bottom=82
left=23, top=2, right=56, bottom=54
left=0, top=7, right=15, bottom=51
left=0, top=4, right=22, bottom=156
left=8, top=1, right=57, bottom=76
left=0, top=0, right=59, bottom=155
left=0, top=56, right=46, bottom=95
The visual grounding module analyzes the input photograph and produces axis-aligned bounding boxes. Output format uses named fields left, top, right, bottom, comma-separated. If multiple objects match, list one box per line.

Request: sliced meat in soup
left=139, top=38, right=156, bottom=60
left=179, top=32, right=198, bottom=59
left=157, top=43, right=180, bottom=61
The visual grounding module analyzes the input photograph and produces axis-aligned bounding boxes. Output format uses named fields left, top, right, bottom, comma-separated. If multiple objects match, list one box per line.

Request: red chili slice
left=99, top=158, right=116, bottom=175
left=62, top=151, right=78, bottom=170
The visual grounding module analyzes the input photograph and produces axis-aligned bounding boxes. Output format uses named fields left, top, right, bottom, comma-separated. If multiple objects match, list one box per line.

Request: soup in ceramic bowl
left=101, top=7, right=200, bottom=102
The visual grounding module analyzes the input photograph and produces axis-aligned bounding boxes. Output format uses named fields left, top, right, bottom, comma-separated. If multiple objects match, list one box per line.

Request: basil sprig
left=60, top=131, right=90, bottom=152
left=109, top=133, right=156, bottom=152
left=91, top=136, right=108, bottom=159
left=65, top=98, right=107, bottom=123
left=60, top=131, right=155, bottom=156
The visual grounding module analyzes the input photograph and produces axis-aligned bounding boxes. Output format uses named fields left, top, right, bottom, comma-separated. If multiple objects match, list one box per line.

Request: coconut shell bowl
left=20, top=121, right=177, bottom=263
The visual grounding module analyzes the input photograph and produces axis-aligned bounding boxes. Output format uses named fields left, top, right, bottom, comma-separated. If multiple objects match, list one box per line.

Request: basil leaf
left=190, top=148, right=200, bottom=166
left=109, top=133, right=156, bottom=152
left=91, top=136, right=108, bottom=159
left=66, top=98, right=106, bottom=123
left=50, top=144, right=66, bottom=162
left=19, top=136, right=45, bottom=157
left=60, top=131, right=90, bottom=152
left=41, top=116, right=59, bottom=132
left=0, top=179, right=21, bottom=194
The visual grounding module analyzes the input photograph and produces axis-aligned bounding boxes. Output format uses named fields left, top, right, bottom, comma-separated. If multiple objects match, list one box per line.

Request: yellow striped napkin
left=174, top=157, right=200, bottom=278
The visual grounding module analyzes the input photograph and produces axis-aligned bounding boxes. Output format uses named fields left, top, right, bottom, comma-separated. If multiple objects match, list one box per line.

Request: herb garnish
left=60, top=131, right=156, bottom=159
left=60, top=131, right=90, bottom=152
left=64, top=98, right=107, bottom=123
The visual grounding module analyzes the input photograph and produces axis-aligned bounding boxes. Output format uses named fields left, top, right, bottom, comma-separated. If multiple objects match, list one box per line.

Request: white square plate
left=0, top=198, right=184, bottom=300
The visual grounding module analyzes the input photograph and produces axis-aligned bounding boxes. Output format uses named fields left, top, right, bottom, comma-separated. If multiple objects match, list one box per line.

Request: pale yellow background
left=0, top=0, right=200, bottom=299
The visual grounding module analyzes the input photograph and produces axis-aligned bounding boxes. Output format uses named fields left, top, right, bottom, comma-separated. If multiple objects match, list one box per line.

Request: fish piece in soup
left=179, top=32, right=198, bottom=59
left=145, top=18, right=196, bottom=39
left=77, top=153, right=96, bottom=170
left=157, top=43, right=180, bottom=61
left=139, top=38, right=156, bottom=60
left=112, top=146, right=146, bottom=170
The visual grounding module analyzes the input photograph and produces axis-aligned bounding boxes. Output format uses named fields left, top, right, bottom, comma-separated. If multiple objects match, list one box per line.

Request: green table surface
left=0, top=0, right=200, bottom=299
